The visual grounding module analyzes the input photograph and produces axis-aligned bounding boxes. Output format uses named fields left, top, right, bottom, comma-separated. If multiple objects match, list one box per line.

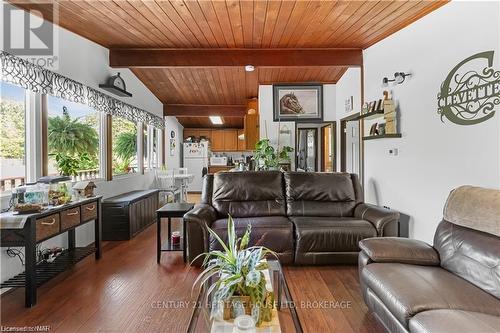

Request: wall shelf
left=349, top=110, right=384, bottom=121
left=363, top=133, right=402, bottom=141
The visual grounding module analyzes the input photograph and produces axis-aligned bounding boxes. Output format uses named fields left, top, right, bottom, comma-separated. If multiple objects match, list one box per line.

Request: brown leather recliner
left=185, top=171, right=400, bottom=266
left=358, top=186, right=500, bottom=333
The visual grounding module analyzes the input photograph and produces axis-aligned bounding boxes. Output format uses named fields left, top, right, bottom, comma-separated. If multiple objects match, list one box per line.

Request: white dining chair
left=154, top=169, right=180, bottom=204
left=175, top=168, right=189, bottom=202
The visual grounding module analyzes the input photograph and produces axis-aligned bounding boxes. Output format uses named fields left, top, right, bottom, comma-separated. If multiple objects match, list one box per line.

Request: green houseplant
left=192, top=216, right=277, bottom=326
left=253, top=139, right=293, bottom=171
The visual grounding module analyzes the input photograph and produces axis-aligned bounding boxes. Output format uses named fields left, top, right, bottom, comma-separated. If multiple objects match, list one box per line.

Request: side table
left=156, top=202, right=194, bottom=263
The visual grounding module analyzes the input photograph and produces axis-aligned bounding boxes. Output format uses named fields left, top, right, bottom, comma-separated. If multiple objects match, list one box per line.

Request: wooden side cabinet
left=0, top=196, right=103, bottom=307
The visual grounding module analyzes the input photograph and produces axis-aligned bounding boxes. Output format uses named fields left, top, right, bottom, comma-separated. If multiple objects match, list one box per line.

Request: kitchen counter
left=208, top=165, right=234, bottom=173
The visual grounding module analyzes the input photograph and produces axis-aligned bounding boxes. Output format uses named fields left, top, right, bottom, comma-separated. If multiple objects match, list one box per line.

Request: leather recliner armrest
left=355, top=203, right=400, bottom=236
left=184, top=204, right=217, bottom=266
left=359, top=237, right=440, bottom=266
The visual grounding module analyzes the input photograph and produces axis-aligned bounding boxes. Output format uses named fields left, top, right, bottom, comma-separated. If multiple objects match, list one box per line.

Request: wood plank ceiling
left=12, top=0, right=447, bottom=127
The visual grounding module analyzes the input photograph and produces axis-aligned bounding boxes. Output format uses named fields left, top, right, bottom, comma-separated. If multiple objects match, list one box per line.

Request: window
left=143, top=124, right=149, bottom=170
left=112, top=117, right=137, bottom=176
left=47, top=95, right=100, bottom=180
left=0, top=82, right=27, bottom=192
left=152, top=127, right=158, bottom=168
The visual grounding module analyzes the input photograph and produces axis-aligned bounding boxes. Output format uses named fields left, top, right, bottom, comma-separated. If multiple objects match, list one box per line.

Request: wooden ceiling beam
left=110, top=48, right=363, bottom=68
left=164, top=104, right=247, bottom=117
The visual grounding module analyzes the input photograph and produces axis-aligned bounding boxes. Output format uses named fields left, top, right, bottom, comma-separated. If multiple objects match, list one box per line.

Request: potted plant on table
left=192, top=216, right=277, bottom=326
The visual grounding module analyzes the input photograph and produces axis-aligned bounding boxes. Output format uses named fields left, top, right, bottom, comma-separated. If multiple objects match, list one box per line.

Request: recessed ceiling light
left=209, top=116, right=223, bottom=125
left=245, top=65, right=255, bottom=72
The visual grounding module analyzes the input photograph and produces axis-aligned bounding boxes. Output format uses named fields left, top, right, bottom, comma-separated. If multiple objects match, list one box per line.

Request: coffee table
left=187, top=259, right=303, bottom=333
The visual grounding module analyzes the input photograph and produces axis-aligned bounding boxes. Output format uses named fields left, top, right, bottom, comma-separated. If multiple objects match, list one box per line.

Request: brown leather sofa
left=184, top=171, right=399, bottom=266
left=359, top=186, right=500, bottom=333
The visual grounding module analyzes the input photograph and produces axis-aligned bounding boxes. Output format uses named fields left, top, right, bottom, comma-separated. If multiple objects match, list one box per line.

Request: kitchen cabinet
left=183, top=129, right=197, bottom=140
left=183, top=128, right=248, bottom=152
left=223, top=130, right=238, bottom=151
left=244, top=114, right=259, bottom=150
left=237, top=130, right=245, bottom=151
left=197, top=130, right=212, bottom=141
left=211, top=130, right=224, bottom=151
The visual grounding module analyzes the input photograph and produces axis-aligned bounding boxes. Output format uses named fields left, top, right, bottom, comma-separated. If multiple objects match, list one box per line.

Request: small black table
left=156, top=202, right=194, bottom=263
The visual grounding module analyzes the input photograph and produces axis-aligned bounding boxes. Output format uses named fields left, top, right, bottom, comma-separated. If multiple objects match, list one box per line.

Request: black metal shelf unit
left=0, top=246, right=95, bottom=288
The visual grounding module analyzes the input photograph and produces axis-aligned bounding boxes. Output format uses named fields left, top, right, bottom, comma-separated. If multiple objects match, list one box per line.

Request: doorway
left=295, top=122, right=336, bottom=172
left=320, top=123, right=336, bottom=172
left=296, top=127, right=318, bottom=172
left=340, top=113, right=361, bottom=174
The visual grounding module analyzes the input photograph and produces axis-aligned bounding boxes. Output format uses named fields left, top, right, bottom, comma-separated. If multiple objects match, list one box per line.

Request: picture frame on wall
left=273, top=84, right=323, bottom=122
left=345, top=96, right=353, bottom=113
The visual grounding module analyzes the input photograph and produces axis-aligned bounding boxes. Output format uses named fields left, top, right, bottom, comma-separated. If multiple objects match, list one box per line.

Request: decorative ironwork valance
left=1, top=51, right=164, bottom=128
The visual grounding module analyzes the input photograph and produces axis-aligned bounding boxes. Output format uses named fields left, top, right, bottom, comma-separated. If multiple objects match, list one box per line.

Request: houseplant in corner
left=192, top=216, right=277, bottom=326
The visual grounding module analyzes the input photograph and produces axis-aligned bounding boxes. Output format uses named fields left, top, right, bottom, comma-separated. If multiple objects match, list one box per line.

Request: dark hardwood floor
left=1, top=217, right=383, bottom=333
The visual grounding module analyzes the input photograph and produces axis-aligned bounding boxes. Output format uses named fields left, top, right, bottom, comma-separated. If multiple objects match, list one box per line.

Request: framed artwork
left=345, top=96, right=353, bottom=113
left=169, top=138, right=176, bottom=156
left=273, top=84, right=323, bottom=122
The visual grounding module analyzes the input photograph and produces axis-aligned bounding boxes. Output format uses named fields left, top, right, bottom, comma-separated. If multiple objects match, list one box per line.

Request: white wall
left=164, top=116, right=183, bottom=169
left=1, top=4, right=163, bottom=282
left=259, top=83, right=338, bottom=170
left=363, top=1, right=500, bottom=243
left=333, top=68, right=362, bottom=169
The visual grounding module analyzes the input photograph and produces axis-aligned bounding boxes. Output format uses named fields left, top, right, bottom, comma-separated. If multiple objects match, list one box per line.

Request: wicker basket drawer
left=36, top=214, right=60, bottom=242
left=61, top=207, right=80, bottom=231
left=81, top=202, right=97, bottom=222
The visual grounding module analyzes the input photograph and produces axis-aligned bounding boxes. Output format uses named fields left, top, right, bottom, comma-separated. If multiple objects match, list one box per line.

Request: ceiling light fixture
left=209, top=116, right=223, bottom=125
left=245, top=64, right=255, bottom=72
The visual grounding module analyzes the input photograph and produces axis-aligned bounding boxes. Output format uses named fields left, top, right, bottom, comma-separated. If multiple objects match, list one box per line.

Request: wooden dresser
left=102, top=189, right=159, bottom=241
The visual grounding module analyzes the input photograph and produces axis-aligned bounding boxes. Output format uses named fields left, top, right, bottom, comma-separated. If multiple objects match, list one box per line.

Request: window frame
left=0, top=82, right=30, bottom=196
left=43, top=93, right=103, bottom=181
left=1, top=81, right=162, bottom=194
left=110, top=115, right=140, bottom=179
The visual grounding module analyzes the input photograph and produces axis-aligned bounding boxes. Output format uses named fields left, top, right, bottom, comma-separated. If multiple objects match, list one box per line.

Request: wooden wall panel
left=12, top=1, right=448, bottom=49
left=10, top=0, right=447, bottom=108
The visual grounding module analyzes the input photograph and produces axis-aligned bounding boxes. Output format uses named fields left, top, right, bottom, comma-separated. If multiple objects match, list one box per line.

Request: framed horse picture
left=273, top=84, right=323, bottom=122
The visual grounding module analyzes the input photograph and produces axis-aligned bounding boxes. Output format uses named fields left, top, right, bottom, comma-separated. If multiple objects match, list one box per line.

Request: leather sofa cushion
left=434, top=220, right=500, bottom=299
left=209, top=216, right=294, bottom=264
left=212, top=171, right=286, bottom=218
left=443, top=185, right=500, bottom=237
left=361, top=263, right=500, bottom=328
left=409, top=310, right=500, bottom=333
left=284, top=172, right=361, bottom=217
left=291, top=217, right=377, bottom=253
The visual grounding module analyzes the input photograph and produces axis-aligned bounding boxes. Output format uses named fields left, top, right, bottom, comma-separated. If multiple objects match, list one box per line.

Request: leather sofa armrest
left=359, top=237, right=440, bottom=266
left=355, top=203, right=400, bottom=236
left=184, top=204, right=217, bottom=266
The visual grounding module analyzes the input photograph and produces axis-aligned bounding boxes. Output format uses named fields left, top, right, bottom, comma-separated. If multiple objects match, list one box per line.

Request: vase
left=222, top=291, right=274, bottom=326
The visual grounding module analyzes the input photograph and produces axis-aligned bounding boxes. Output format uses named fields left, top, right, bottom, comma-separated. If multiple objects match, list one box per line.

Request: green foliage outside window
left=0, top=101, right=25, bottom=159
left=48, top=106, right=99, bottom=174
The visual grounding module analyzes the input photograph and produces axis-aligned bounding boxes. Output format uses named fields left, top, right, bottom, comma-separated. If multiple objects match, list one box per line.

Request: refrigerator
left=183, top=142, right=209, bottom=192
